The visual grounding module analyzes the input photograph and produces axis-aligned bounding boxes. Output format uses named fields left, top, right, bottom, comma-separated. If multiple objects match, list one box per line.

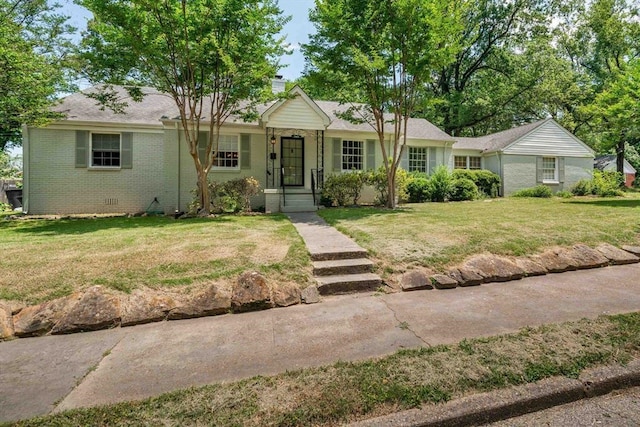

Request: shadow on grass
left=3, top=215, right=242, bottom=235
left=318, top=206, right=411, bottom=225
left=565, top=199, right=640, bottom=208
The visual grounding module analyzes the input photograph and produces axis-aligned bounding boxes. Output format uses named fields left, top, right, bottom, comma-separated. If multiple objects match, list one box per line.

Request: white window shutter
left=75, top=130, right=89, bottom=168
left=240, top=134, right=251, bottom=169
left=332, top=138, right=342, bottom=172
left=558, top=157, right=565, bottom=182
left=121, top=132, right=133, bottom=169
left=366, top=139, right=376, bottom=170
left=536, top=157, right=543, bottom=182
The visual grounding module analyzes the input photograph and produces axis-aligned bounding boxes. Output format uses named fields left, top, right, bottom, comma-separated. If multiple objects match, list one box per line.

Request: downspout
left=497, top=152, right=504, bottom=197
left=21, top=124, right=29, bottom=214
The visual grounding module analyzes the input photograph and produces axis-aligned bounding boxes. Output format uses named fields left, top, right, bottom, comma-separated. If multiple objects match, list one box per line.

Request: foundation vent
left=104, top=198, right=119, bottom=206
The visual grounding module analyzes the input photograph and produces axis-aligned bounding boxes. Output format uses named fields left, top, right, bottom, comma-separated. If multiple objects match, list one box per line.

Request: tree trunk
left=197, top=167, right=211, bottom=216
left=616, top=139, right=625, bottom=177
left=386, top=166, right=396, bottom=209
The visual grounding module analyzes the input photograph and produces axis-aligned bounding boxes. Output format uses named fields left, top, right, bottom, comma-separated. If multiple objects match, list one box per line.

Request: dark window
left=91, top=133, right=121, bottom=167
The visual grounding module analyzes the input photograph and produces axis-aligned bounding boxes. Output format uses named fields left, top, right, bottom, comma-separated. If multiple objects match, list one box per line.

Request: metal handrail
left=311, top=169, right=317, bottom=206
left=280, top=165, right=286, bottom=207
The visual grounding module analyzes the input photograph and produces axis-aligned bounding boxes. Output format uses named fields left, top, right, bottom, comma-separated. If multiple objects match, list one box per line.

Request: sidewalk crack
left=380, top=296, right=431, bottom=347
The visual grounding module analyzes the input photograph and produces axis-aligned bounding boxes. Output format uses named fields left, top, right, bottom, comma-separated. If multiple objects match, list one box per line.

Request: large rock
left=462, top=254, right=525, bottom=283
left=596, top=243, right=639, bottom=265
left=0, top=299, right=26, bottom=315
left=51, top=286, right=121, bottom=335
left=564, top=244, right=610, bottom=269
left=0, top=302, right=14, bottom=340
left=13, top=293, right=82, bottom=337
left=121, top=291, right=177, bottom=326
left=533, top=249, right=578, bottom=274
left=430, top=274, right=458, bottom=289
left=231, top=271, right=272, bottom=313
left=400, top=269, right=434, bottom=291
left=273, top=283, right=301, bottom=307
left=301, top=285, right=320, bottom=304
left=168, top=284, right=230, bottom=320
left=621, top=245, right=640, bottom=257
left=446, top=267, right=483, bottom=287
left=514, top=257, right=548, bottom=277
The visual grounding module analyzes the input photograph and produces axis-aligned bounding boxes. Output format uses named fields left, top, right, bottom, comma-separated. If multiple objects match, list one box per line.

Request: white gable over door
left=503, top=120, right=594, bottom=157
left=261, top=86, right=331, bottom=130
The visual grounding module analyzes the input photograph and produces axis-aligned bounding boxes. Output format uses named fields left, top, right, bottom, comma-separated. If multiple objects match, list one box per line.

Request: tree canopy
left=79, top=0, right=288, bottom=213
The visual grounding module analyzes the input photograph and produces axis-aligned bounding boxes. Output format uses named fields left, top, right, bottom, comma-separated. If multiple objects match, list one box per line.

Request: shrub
left=512, top=185, right=553, bottom=198
left=405, top=177, right=431, bottom=203
left=591, top=170, right=624, bottom=197
left=449, top=178, right=478, bottom=201
left=555, top=190, right=573, bottom=199
left=322, top=171, right=365, bottom=206
left=189, top=177, right=260, bottom=214
left=452, top=169, right=500, bottom=197
left=363, top=166, right=409, bottom=206
left=429, top=165, right=453, bottom=202
left=570, top=179, right=592, bottom=196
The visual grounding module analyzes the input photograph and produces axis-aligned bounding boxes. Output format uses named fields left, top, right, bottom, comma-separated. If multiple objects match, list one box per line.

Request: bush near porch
left=0, top=215, right=311, bottom=305
left=318, top=194, right=640, bottom=274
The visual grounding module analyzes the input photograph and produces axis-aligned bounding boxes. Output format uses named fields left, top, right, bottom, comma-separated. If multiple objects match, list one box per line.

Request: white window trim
left=542, top=156, right=559, bottom=183
left=454, top=155, right=482, bottom=170
left=89, top=132, right=121, bottom=170
left=341, top=139, right=365, bottom=172
left=211, top=134, right=240, bottom=171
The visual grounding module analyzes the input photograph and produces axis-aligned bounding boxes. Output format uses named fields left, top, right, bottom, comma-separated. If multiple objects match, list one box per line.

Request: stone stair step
left=313, top=258, right=374, bottom=276
left=310, top=249, right=369, bottom=262
left=315, top=273, right=382, bottom=295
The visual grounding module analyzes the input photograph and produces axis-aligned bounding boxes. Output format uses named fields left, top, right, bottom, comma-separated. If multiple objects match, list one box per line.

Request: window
left=454, top=155, right=482, bottom=170
left=342, top=140, right=363, bottom=170
left=409, top=147, right=428, bottom=173
left=213, top=135, right=239, bottom=168
left=91, top=133, right=121, bottom=167
left=542, top=157, right=557, bottom=181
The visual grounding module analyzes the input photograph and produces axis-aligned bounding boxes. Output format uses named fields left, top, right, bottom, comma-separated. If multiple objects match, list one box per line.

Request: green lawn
left=11, top=312, right=640, bottom=427
left=319, top=195, right=640, bottom=273
left=0, top=215, right=311, bottom=304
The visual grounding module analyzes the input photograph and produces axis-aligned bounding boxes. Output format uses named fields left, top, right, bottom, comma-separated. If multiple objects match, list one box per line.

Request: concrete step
left=281, top=205, right=318, bottom=213
left=316, top=273, right=382, bottom=295
left=310, top=249, right=369, bottom=262
left=313, top=258, right=374, bottom=276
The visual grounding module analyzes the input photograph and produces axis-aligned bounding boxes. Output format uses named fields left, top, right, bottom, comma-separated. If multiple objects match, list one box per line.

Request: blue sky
left=59, top=0, right=316, bottom=81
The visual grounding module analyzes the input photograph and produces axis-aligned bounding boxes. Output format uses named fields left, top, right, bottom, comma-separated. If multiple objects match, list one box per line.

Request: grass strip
left=9, top=312, right=640, bottom=427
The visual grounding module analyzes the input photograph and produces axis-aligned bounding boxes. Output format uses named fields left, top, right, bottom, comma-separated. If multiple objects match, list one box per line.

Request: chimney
left=271, top=75, right=286, bottom=94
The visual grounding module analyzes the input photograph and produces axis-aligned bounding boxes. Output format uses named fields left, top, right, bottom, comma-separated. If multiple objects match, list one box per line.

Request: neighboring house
left=594, top=155, right=636, bottom=188
left=22, top=83, right=455, bottom=214
left=453, top=119, right=594, bottom=196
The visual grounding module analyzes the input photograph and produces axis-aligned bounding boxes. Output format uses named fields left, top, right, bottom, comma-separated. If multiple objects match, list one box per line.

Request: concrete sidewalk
left=1, top=264, right=640, bottom=422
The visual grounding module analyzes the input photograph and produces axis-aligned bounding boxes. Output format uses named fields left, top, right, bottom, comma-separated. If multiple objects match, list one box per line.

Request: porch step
left=281, top=192, right=317, bottom=213
left=316, top=273, right=382, bottom=295
left=281, top=205, right=318, bottom=213
left=313, top=258, right=374, bottom=276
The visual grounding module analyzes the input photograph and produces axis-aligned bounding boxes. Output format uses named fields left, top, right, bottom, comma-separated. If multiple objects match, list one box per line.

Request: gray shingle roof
left=53, top=86, right=453, bottom=141
left=594, top=155, right=637, bottom=174
left=452, top=119, right=549, bottom=153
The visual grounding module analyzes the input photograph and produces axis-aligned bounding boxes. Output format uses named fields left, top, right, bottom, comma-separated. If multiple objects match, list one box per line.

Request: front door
left=281, top=137, right=304, bottom=186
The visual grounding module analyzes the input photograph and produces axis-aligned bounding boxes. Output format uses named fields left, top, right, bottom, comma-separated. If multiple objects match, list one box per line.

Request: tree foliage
left=79, top=0, right=288, bottom=214
left=304, top=0, right=463, bottom=208
left=0, top=0, right=75, bottom=151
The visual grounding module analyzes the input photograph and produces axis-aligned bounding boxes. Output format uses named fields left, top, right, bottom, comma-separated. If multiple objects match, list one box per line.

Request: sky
left=59, top=0, right=316, bottom=81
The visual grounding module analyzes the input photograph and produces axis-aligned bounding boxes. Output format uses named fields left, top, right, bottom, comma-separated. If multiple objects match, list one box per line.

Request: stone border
left=350, top=358, right=640, bottom=427
left=399, top=243, right=640, bottom=292
left=0, top=271, right=320, bottom=341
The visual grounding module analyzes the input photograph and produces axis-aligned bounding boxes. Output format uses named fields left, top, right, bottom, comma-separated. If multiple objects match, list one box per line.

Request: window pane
left=454, top=156, right=467, bottom=169
left=542, top=157, right=556, bottom=181
left=214, top=135, right=239, bottom=168
left=469, top=156, right=482, bottom=170
left=342, top=140, right=363, bottom=170
left=409, top=147, right=427, bottom=173
left=92, top=133, right=120, bottom=167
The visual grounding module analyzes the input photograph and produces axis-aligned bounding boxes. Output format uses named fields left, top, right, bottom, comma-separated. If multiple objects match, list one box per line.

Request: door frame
left=281, top=136, right=305, bottom=187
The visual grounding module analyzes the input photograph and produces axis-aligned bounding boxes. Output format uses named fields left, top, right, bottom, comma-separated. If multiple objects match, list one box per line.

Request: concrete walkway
left=1, top=264, right=640, bottom=422
left=287, top=212, right=367, bottom=259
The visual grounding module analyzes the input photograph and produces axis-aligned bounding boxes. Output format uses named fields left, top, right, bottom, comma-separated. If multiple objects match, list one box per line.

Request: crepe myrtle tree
left=79, top=0, right=289, bottom=214
left=304, top=0, right=464, bottom=208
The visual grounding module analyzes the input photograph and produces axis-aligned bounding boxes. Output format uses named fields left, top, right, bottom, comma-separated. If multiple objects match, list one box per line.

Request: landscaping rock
left=51, top=286, right=121, bottom=335
left=430, top=274, right=458, bottom=289
left=400, top=269, right=434, bottom=291
left=446, top=267, right=483, bottom=287
left=596, top=243, right=639, bottom=265
left=462, top=254, right=525, bottom=282
left=13, top=293, right=82, bottom=337
left=0, top=302, right=14, bottom=340
left=533, top=249, right=577, bottom=274
left=168, top=284, right=230, bottom=320
left=565, top=244, right=610, bottom=269
left=514, top=257, right=548, bottom=277
left=273, top=283, right=301, bottom=307
left=0, top=300, right=26, bottom=315
left=121, top=291, right=177, bottom=326
left=231, top=271, right=272, bottom=313
left=301, top=285, right=320, bottom=304
left=622, top=245, right=640, bottom=257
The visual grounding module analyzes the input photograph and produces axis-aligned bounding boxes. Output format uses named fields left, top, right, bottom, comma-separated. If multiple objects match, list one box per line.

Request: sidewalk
left=1, top=263, right=640, bottom=422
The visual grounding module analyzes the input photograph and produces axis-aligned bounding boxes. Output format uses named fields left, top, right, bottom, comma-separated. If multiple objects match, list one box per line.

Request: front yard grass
left=319, top=195, right=640, bottom=273
left=11, top=312, right=640, bottom=426
left=0, top=215, right=311, bottom=304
